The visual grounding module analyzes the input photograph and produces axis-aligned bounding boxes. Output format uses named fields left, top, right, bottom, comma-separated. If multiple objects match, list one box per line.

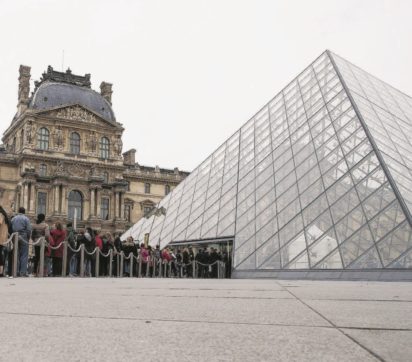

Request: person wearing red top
left=50, top=222, right=66, bottom=276
left=95, top=231, right=103, bottom=250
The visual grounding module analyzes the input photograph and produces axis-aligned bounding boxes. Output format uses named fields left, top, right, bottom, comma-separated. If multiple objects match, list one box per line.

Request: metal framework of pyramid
left=123, top=50, right=412, bottom=279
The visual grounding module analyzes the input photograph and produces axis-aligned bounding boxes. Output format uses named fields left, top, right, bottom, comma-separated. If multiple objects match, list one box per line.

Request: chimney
left=100, top=81, right=113, bottom=104
left=123, top=149, right=136, bottom=166
left=18, top=65, right=31, bottom=114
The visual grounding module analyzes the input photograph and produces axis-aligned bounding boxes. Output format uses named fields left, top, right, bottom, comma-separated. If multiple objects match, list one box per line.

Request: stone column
left=23, top=183, right=29, bottom=210
left=90, top=188, right=95, bottom=217
left=54, top=184, right=60, bottom=214
left=61, top=185, right=68, bottom=215
left=96, top=188, right=102, bottom=219
left=120, top=192, right=125, bottom=219
left=114, top=192, right=119, bottom=219
left=29, top=183, right=35, bottom=212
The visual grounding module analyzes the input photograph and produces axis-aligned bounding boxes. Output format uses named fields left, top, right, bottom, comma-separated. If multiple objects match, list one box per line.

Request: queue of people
left=0, top=207, right=231, bottom=278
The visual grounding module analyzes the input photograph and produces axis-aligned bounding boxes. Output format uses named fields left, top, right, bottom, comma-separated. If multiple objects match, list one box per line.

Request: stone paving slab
left=0, top=314, right=375, bottom=362
left=0, top=278, right=411, bottom=361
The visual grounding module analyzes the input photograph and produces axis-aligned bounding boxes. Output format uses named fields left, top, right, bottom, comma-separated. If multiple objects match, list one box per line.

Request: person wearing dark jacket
left=31, top=213, right=50, bottom=276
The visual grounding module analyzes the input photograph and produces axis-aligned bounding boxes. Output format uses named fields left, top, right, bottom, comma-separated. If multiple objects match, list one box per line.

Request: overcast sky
left=1, top=0, right=411, bottom=171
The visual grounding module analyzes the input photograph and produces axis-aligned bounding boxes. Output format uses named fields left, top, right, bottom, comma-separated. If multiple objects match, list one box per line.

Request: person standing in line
left=50, top=222, right=66, bottom=276
left=11, top=207, right=32, bottom=277
left=0, top=206, right=11, bottom=277
left=66, top=222, right=77, bottom=276
left=31, top=213, right=50, bottom=276
left=94, top=231, right=103, bottom=276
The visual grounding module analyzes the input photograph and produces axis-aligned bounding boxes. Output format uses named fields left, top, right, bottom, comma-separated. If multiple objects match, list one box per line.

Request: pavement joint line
left=276, top=281, right=386, bottom=362
left=2, top=310, right=411, bottom=333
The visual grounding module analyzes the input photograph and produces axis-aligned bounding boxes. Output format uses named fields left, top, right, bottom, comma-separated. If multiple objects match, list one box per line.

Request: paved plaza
left=0, top=278, right=411, bottom=361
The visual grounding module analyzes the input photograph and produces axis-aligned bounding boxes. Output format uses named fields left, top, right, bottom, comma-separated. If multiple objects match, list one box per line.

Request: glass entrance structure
left=122, top=50, right=412, bottom=280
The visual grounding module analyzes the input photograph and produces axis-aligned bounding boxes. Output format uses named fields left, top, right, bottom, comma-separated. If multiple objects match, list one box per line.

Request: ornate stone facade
left=0, top=66, right=189, bottom=233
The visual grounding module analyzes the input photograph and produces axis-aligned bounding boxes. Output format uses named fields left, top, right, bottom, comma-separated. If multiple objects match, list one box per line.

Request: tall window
left=37, top=127, right=49, bottom=150
left=144, top=183, right=151, bottom=194
left=68, top=190, right=82, bottom=221
left=70, top=132, right=81, bottom=154
left=100, top=137, right=110, bottom=159
left=39, top=164, right=47, bottom=177
left=37, top=192, right=47, bottom=215
left=165, top=185, right=170, bottom=195
left=101, top=198, right=109, bottom=220
left=20, top=129, right=24, bottom=149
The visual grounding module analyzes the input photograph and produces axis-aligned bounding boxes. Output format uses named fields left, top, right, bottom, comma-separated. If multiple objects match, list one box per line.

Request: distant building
left=0, top=65, right=189, bottom=233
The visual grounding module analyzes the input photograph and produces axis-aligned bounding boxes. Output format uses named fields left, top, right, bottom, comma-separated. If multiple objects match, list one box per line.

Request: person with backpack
left=11, top=207, right=32, bottom=277
left=31, top=213, right=50, bottom=276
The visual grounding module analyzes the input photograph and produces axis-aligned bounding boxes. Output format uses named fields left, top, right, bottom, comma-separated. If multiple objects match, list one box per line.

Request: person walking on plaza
left=31, top=213, right=50, bottom=276
left=50, top=222, right=66, bottom=276
left=0, top=206, right=11, bottom=277
left=11, top=207, right=32, bottom=277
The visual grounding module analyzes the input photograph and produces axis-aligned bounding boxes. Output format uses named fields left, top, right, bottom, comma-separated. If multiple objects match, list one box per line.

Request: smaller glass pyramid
left=123, top=50, right=412, bottom=277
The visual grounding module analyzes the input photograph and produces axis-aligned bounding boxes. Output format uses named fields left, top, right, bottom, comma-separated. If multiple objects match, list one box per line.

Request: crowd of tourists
left=0, top=206, right=231, bottom=278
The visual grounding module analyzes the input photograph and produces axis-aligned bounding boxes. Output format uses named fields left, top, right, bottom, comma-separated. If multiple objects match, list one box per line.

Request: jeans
left=69, top=255, right=77, bottom=275
left=18, top=236, right=29, bottom=276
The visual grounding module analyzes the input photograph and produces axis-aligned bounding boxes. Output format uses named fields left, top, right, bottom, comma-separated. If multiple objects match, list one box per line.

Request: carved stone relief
left=55, top=105, right=98, bottom=124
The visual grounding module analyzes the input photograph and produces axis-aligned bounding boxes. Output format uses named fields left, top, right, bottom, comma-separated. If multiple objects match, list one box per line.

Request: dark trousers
left=52, top=257, right=62, bottom=276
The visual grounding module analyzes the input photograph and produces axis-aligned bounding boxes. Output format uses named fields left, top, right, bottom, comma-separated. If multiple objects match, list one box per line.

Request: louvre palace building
left=0, top=65, right=189, bottom=233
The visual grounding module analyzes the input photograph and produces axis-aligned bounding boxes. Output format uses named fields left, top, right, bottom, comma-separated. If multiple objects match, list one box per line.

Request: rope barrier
left=67, top=244, right=82, bottom=253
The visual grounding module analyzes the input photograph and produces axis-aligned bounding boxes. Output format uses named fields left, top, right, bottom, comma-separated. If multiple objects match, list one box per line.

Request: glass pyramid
left=123, top=50, right=412, bottom=275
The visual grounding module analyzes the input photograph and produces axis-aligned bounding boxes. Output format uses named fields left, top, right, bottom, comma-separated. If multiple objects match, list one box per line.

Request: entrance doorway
left=168, top=237, right=233, bottom=278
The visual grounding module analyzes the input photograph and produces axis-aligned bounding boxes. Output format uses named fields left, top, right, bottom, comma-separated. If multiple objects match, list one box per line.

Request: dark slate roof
left=29, top=81, right=116, bottom=123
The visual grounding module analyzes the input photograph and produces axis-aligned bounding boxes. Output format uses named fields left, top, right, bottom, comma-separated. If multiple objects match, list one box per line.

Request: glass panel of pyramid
left=122, top=50, right=412, bottom=271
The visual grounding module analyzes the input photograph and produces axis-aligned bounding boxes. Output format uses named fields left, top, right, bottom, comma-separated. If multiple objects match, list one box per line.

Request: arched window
left=100, top=137, right=110, bottom=159
left=39, top=164, right=47, bottom=177
left=37, top=127, right=49, bottom=150
left=68, top=190, right=82, bottom=221
left=165, top=185, right=170, bottom=195
left=70, top=132, right=81, bottom=154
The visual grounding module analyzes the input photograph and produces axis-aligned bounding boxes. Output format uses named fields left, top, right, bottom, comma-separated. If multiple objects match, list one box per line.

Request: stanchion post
left=62, top=241, right=68, bottom=277
left=217, top=261, right=220, bottom=279
left=192, top=260, right=196, bottom=279
left=146, top=259, right=150, bottom=277
left=109, top=249, right=113, bottom=277
left=120, top=252, right=124, bottom=278
left=39, top=237, right=45, bottom=278
left=129, top=255, right=133, bottom=278
left=158, top=259, right=162, bottom=278
left=95, top=248, right=99, bottom=278
left=138, top=256, right=142, bottom=278
left=80, top=244, right=85, bottom=278
left=12, top=233, right=19, bottom=278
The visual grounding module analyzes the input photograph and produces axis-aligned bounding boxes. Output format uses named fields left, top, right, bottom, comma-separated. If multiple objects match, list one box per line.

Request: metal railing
left=3, top=235, right=228, bottom=279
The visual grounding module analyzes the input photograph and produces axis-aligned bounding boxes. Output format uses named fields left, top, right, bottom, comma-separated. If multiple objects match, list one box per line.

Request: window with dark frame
left=100, top=137, right=110, bottom=159
left=165, top=184, right=170, bottom=195
left=37, top=127, right=49, bottom=150
left=70, top=132, right=81, bottom=154
left=36, top=192, right=47, bottom=215
left=101, top=197, right=110, bottom=220
left=144, top=183, right=151, bottom=194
